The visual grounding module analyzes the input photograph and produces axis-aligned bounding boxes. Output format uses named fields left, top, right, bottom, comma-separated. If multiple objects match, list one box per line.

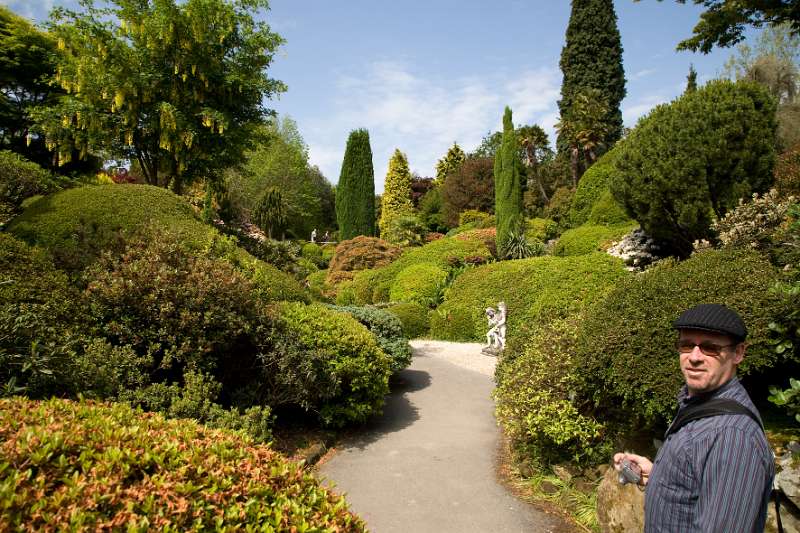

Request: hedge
left=574, top=248, right=788, bottom=430
left=386, top=302, right=430, bottom=339
left=350, top=236, right=492, bottom=305
left=8, top=184, right=209, bottom=271
left=390, top=263, right=448, bottom=306
left=429, top=253, right=627, bottom=346
left=328, top=304, right=412, bottom=373
left=552, top=222, right=637, bottom=256
left=0, top=397, right=365, bottom=531
left=0, top=150, right=66, bottom=224
left=272, top=302, right=390, bottom=426
left=568, top=146, right=622, bottom=227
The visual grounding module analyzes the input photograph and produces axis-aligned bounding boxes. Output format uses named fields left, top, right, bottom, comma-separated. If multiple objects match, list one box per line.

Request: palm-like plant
left=556, top=88, right=610, bottom=186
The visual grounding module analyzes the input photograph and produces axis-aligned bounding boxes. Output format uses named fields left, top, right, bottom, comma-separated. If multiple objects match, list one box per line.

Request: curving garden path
left=317, top=340, right=572, bottom=533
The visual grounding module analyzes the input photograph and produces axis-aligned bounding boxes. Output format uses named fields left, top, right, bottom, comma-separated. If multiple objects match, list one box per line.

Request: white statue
left=311, top=228, right=317, bottom=243
left=483, top=301, right=507, bottom=355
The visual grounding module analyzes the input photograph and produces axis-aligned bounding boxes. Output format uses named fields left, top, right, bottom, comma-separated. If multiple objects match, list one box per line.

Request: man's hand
left=613, top=452, right=653, bottom=486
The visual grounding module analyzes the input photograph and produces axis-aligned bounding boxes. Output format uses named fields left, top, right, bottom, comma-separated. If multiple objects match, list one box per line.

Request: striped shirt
left=644, top=377, right=774, bottom=532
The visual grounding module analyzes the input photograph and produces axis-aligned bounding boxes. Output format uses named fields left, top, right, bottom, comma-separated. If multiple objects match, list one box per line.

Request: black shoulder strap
left=664, top=398, right=763, bottom=440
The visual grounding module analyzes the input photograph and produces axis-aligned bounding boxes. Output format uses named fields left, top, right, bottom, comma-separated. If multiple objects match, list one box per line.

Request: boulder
left=596, top=465, right=645, bottom=533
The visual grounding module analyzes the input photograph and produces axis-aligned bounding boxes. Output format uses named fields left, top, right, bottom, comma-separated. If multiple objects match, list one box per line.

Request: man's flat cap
left=673, top=304, right=747, bottom=341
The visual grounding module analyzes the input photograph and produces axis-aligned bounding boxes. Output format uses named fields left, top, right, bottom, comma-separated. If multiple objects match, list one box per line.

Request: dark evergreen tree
left=336, top=129, right=375, bottom=239
left=558, top=0, right=626, bottom=157
left=686, top=64, right=698, bottom=93
left=494, top=107, right=523, bottom=257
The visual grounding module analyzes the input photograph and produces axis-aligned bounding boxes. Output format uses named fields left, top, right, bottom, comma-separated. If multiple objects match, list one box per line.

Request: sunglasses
left=676, top=339, right=737, bottom=357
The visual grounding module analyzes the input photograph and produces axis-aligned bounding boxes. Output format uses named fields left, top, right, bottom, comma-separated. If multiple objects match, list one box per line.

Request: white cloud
left=631, top=68, right=657, bottom=81
left=622, top=94, right=669, bottom=126
left=3, top=0, right=59, bottom=21
left=305, top=61, right=561, bottom=192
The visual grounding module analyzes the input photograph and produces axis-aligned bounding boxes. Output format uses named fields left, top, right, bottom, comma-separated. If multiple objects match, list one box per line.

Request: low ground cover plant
left=552, top=222, right=637, bottom=256
left=0, top=397, right=365, bottom=531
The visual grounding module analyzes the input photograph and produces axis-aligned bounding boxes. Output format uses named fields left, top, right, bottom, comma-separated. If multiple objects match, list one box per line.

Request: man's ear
left=732, top=342, right=746, bottom=365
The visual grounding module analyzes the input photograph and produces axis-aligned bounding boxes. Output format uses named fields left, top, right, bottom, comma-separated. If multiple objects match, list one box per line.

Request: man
left=613, top=303, right=774, bottom=532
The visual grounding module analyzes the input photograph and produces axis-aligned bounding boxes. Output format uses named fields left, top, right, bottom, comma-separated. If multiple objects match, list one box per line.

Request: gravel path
left=317, top=340, right=569, bottom=533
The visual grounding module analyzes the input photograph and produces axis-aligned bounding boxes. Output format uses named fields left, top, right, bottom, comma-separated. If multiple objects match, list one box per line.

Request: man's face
left=678, top=329, right=745, bottom=396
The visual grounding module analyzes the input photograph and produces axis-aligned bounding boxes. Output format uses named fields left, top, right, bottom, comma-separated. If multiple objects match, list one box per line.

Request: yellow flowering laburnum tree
left=30, top=0, right=285, bottom=192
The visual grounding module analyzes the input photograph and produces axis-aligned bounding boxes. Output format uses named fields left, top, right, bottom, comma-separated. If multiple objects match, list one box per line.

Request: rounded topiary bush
left=525, top=217, right=558, bottom=242
left=0, top=397, right=365, bottom=531
left=272, top=302, right=390, bottom=426
left=387, top=302, right=430, bottom=339
left=429, top=253, right=627, bottom=344
left=328, top=236, right=401, bottom=276
left=8, top=184, right=210, bottom=271
left=301, top=241, right=325, bottom=267
left=0, top=150, right=65, bottom=223
left=390, top=263, right=448, bottom=306
left=328, top=305, right=412, bottom=373
left=574, top=248, right=788, bottom=430
left=552, top=222, right=637, bottom=256
left=248, top=260, right=309, bottom=303
left=587, top=189, right=631, bottom=225
left=568, top=146, right=622, bottom=227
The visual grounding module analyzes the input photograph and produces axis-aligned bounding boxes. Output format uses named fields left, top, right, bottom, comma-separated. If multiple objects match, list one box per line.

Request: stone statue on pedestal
left=482, top=301, right=507, bottom=356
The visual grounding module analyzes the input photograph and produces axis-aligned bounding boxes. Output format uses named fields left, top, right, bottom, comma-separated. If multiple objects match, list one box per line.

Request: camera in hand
left=618, top=459, right=642, bottom=485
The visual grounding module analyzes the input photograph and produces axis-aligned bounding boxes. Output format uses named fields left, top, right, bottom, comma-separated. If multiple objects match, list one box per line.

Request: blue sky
left=5, top=0, right=752, bottom=192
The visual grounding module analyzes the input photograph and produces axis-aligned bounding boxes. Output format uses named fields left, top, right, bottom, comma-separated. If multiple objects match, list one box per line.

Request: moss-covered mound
left=350, top=237, right=492, bottom=305
left=552, top=222, right=637, bottom=256
left=0, top=397, right=365, bottom=531
left=575, top=248, right=788, bottom=429
left=429, top=253, right=627, bottom=344
left=8, top=184, right=209, bottom=270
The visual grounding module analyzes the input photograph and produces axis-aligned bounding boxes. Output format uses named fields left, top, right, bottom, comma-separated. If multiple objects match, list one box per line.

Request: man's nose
left=689, top=346, right=704, bottom=362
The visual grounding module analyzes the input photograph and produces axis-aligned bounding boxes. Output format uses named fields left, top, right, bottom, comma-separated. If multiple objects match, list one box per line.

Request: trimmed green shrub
left=387, top=302, right=430, bottom=338
left=568, top=147, right=621, bottom=226
left=544, top=186, right=576, bottom=227
left=335, top=281, right=358, bottom=306
left=459, top=209, right=495, bottom=227
left=327, top=236, right=401, bottom=285
left=247, top=260, right=310, bottom=303
left=574, top=248, right=788, bottom=430
left=301, top=241, right=325, bottom=267
left=272, top=302, right=390, bottom=426
left=494, top=317, right=608, bottom=466
left=552, top=222, right=637, bottom=256
left=390, top=263, right=448, bottom=306
left=8, top=184, right=209, bottom=271
left=306, top=268, right=330, bottom=301
left=0, top=397, right=365, bottom=531
left=587, top=189, right=631, bottom=225
left=329, top=305, right=412, bottom=373
left=525, top=217, right=558, bottom=242
left=0, top=150, right=65, bottom=224
left=429, top=253, right=627, bottom=344
left=611, top=79, right=777, bottom=257
left=350, top=268, right=381, bottom=305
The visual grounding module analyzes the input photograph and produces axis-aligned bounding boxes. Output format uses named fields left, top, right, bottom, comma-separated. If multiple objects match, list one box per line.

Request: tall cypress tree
left=379, top=149, right=414, bottom=239
left=494, top=107, right=523, bottom=256
left=558, top=0, right=626, bottom=155
left=336, top=129, right=375, bottom=240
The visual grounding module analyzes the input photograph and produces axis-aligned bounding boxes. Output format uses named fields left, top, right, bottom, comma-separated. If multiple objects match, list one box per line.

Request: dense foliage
left=32, top=0, right=284, bottom=191
left=328, top=305, right=412, bottom=373
left=430, top=253, right=627, bottom=345
left=336, top=128, right=375, bottom=239
left=494, top=107, right=523, bottom=256
left=435, top=142, right=467, bottom=184
left=327, top=236, right=401, bottom=286
left=611, top=79, right=777, bottom=257
left=0, top=397, right=365, bottom=531
left=0, top=150, right=65, bottom=224
left=390, top=263, right=449, bottom=307
left=567, top=144, right=626, bottom=226
left=494, top=318, right=607, bottom=466
left=558, top=0, right=626, bottom=153
left=441, top=156, right=495, bottom=227
left=574, top=248, right=788, bottom=430
left=272, top=302, right=390, bottom=426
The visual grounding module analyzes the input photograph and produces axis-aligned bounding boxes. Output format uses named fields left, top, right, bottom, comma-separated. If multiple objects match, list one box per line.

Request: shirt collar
left=678, top=376, right=739, bottom=407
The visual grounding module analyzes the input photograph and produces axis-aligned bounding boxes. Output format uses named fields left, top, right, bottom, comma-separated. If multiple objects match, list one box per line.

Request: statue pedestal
left=481, top=346, right=500, bottom=357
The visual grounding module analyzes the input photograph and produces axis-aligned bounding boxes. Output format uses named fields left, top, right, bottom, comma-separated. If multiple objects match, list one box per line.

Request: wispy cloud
left=305, top=60, right=561, bottom=191
left=622, top=94, right=669, bottom=126
left=630, top=68, right=657, bottom=81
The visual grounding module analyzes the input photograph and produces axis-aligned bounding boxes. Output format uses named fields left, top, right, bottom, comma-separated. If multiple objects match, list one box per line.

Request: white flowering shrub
left=712, top=189, right=795, bottom=250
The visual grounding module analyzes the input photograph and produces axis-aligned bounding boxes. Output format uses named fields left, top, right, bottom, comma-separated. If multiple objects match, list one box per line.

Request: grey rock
left=597, top=465, right=645, bottom=533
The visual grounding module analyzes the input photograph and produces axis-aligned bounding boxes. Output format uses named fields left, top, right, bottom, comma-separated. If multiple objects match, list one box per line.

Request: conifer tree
left=435, top=143, right=466, bottom=184
left=558, top=0, right=626, bottom=156
left=494, top=107, right=523, bottom=256
left=379, top=149, right=414, bottom=239
left=336, top=129, right=375, bottom=239
left=253, top=186, right=287, bottom=239
left=686, top=64, right=698, bottom=93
